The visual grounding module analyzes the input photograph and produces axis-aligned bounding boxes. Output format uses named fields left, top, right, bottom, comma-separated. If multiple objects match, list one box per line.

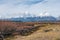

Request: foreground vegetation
left=0, top=21, right=60, bottom=40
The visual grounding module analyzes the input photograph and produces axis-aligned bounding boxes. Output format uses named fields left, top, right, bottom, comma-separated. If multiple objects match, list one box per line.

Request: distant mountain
left=56, top=16, right=60, bottom=21
left=0, top=11, right=57, bottom=22
left=7, top=16, right=57, bottom=22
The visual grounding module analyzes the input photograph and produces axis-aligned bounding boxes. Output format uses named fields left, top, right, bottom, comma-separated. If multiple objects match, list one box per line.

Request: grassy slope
left=5, top=23, right=60, bottom=40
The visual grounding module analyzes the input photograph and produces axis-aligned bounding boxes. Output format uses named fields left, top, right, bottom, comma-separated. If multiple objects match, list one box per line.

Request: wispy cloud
left=15, top=0, right=44, bottom=5
left=0, top=0, right=44, bottom=5
left=0, top=0, right=60, bottom=18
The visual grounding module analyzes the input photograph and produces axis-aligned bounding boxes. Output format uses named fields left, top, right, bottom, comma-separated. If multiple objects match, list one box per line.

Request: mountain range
left=0, top=12, right=60, bottom=22
left=5, top=16, right=58, bottom=22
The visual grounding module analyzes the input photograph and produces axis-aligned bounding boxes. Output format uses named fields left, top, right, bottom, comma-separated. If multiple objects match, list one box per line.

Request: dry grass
left=4, top=22, right=60, bottom=40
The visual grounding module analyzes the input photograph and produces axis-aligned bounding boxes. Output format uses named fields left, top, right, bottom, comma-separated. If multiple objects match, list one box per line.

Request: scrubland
left=0, top=21, right=60, bottom=40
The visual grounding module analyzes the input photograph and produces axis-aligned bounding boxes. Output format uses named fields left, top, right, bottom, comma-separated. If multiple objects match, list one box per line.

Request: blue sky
left=0, top=0, right=60, bottom=18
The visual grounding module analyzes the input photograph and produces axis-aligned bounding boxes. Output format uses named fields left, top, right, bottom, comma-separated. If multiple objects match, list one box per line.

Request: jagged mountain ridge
left=7, top=16, right=57, bottom=22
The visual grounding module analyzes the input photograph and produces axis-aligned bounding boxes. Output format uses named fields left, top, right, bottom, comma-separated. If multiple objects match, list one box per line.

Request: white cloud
left=0, top=0, right=60, bottom=18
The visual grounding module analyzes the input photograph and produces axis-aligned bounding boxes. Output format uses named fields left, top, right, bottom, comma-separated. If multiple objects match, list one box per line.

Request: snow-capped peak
left=38, top=11, right=50, bottom=17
